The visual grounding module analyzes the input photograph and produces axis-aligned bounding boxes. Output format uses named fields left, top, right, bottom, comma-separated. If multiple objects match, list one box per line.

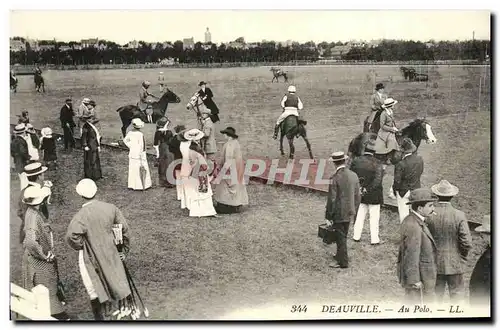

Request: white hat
left=14, top=123, right=26, bottom=135
left=184, top=128, right=204, bottom=141
left=288, top=85, right=296, bottom=93
left=132, top=118, right=145, bottom=128
left=382, top=98, right=398, bottom=108
left=76, top=178, right=98, bottom=199
left=24, top=162, right=48, bottom=177
left=82, top=97, right=91, bottom=104
left=23, top=185, right=51, bottom=206
left=41, top=127, right=53, bottom=138
left=475, top=215, right=490, bottom=234
left=26, top=123, right=35, bottom=131
left=143, top=80, right=151, bottom=86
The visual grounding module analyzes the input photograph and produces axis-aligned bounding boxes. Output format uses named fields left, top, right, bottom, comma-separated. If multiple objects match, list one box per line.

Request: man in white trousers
left=273, top=85, right=304, bottom=139
left=393, top=138, right=424, bottom=222
left=349, top=139, right=384, bottom=244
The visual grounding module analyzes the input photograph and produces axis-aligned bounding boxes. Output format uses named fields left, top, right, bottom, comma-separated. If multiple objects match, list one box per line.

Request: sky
left=10, top=10, right=491, bottom=45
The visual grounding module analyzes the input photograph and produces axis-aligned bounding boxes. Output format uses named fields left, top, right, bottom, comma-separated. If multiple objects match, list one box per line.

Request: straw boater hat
left=405, top=188, right=437, bottom=205
left=23, top=185, right=51, bottom=206
left=330, top=151, right=348, bottom=162
left=400, top=138, right=417, bottom=154
left=14, top=123, right=26, bottom=135
left=41, top=127, right=53, bottom=138
left=475, top=215, right=490, bottom=234
left=76, top=178, right=98, bottom=199
left=431, top=180, right=459, bottom=197
left=220, top=127, right=238, bottom=139
left=184, top=128, right=204, bottom=141
left=132, top=118, right=145, bottom=129
left=24, top=162, right=48, bottom=177
left=382, top=98, right=398, bottom=109
left=288, top=85, right=297, bottom=93
left=375, top=83, right=385, bottom=91
left=26, top=123, right=35, bottom=133
left=82, top=97, right=91, bottom=104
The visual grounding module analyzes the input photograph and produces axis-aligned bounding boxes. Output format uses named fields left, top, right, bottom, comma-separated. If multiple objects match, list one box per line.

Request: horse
left=348, top=117, right=437, bottom=166
left=277, top=115, right=313, bottom=160
left=10, top=73, right=18, bottom=93
left=270, top=67, right=288, bottom=83
left=409, top=72, right=429, bottom=82
left=186, top=92, right=206, bottom=129
left=116, top=88, right=181, bottom=138
left=400, top=66, right=416, bottom=81
left=362, top=110, right=383, bottom=134
left=34, top=72, right=45, bottom=93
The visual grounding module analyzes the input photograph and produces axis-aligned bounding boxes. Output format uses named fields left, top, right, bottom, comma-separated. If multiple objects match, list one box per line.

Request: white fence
left=10, top=283, right=56, bottom=320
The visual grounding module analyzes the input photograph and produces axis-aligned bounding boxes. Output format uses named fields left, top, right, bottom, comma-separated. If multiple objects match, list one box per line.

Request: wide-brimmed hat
left=198, top=81, right=207, bottom=86
left=13, top=123, right=26, bottom=135
left=364, top=139, right=376, bottom=152
left=220, top=127, right=238, bottom=139
left=382, top=98, right=398, bottom=109
left=23, top=185, right=51, bottom=206
left=330, top=151, right=348, bottom=162
left=41, top=127, right=53, bottom=138
left=288, top=85, right=296, bottom=93
left=431, top=180, right=459, bottom=197
left=132, top=118, right=145, bottom=129
left=76, top=178, right=98, bottom=199
left=24, top=162, right=48, bottom=177
left=82, top=97, right=91, bottom=104
left=375, top=83, right=385, bottom=91
left=400, top=137, right=417, bottom=154
left=475, top=215, right=491, bottom=234
left=406, top=188, right=437, bottom=205
left=184, top=128, right=204, bottom=141
left=25, top=123, right=35, bottom=132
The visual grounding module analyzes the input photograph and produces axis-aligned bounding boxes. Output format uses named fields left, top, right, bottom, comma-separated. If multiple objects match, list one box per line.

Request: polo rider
left=273, top=85, right=304, bottom=139
left=366, top=83, right=387, bottom=132
left=138, top=81, right=155, bottom=123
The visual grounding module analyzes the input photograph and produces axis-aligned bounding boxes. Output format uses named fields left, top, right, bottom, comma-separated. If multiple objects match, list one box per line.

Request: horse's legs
left=121, top=125, right=127, bottom=138
left=288, top=137, right=295, bottom=159
left=42, top=83, right=45, bottom=93
left=302, top=135, right=313, bottom=159
left=279, top=132, right=285, bottom=156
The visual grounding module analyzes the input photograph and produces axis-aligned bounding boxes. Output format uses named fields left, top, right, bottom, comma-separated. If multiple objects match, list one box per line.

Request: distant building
left=125, top=40, right=140, bottom=49
left=183, top=37, right=194, bottom=50
left=59, top=45, right=72, bottom=52
left=81, top=38, right=99, bottom=48
left=204, top=28, right=211, bottom=43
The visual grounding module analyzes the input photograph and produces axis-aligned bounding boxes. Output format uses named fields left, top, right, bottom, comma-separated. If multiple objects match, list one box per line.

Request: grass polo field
left=10, top=65, right=491, bottom=319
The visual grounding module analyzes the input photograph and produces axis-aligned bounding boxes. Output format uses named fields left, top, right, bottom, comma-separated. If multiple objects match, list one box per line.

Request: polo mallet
left=123, top=262, right=149, bottom=318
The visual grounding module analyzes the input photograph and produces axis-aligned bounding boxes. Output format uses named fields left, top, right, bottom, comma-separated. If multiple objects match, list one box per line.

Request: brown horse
left=270, top=68, right=288, bottom=83
left=277, top=115, right=313, bottom=159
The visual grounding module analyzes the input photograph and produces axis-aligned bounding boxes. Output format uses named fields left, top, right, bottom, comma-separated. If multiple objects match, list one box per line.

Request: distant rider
left=273, top=85, right=304, bottom=139
left=138, top=80, right=156, bottom=123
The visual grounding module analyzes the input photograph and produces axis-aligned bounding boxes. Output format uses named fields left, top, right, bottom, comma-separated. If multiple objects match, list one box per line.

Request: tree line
left=10, top=37, right=490, bottom=65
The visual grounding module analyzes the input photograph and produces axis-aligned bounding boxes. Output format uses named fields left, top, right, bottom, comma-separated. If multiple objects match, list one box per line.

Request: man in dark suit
left=197, top=81, right=220, bottom=123
left=397, top=188, right=437, bottom=304
left=426, top=180, right=472, bottom=303
left=11, top=123, right=31, bottom=189
left=60, top=98, right=76, bottom=152
left=81, top=114, right=102, bottom=181
left=350, top=139, right=384, bottom=245
left=325, top=151, right=361, bottom=269
left=469, top=215, right=490, bottom=307
left=393, top=138, right=424, bottom=222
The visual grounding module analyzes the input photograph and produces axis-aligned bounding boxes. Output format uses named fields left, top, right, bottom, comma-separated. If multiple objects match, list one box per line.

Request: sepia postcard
left=7, top=9, right=491, bottom=321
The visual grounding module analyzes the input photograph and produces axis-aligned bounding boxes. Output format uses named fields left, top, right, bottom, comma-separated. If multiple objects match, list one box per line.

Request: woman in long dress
left=123, top=118, right=152, bottom=190
left=21, top=185, right=69, bottom=320
left=153, top=117, right=175, bottom=188
left=168, top=125, right=186, bottom=201
left=214, top=127, right=249, bottom=214
left=181, top=129, right=217, bottom=217
left=81, top=114, right=103, bottom=181
left=373, top=98, right=400, bottom=157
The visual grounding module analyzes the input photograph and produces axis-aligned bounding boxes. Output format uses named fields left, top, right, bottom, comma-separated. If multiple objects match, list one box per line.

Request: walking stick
left=123, top=262, right=149, bottom=318
left=419, top=286, right=424, bottom=306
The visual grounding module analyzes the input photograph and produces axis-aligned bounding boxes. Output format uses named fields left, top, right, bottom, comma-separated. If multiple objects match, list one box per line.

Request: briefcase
left=318, top=224, right=336, bottom=245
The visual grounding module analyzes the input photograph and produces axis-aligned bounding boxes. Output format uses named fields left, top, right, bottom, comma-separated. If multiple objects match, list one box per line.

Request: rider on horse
left=367, top=83, right=387, bottom=133
left=138, top=80, right=156, bottom=123
left=273, top=85, right=304, bottom=139
left=373, top=98, right=400, bottom=161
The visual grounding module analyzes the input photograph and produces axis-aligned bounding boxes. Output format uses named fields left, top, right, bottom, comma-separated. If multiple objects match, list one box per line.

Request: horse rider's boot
left=273, top=125, right=280, bottom=140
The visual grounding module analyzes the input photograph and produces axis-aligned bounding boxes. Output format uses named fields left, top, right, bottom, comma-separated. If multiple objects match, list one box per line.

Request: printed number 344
left=290, top=305, right=307, bottom=313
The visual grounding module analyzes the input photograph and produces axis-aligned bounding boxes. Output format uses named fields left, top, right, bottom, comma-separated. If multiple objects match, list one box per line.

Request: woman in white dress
left=123, top=118, right=152, bottom=190
left=181, top=129, right=217, bottom=217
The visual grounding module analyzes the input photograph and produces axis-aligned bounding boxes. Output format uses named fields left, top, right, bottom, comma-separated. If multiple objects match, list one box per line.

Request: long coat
left=198, top=87, right=220, bottom=123
left=374, top=109, right=399, bottom=153
left=367, top=92, right=387, bottom=132
left=22, top=207, right=65, bottom=315
left=11, top=135, right=30, bottom=174
left=349, top=153, right=384, bottom=205
left=469, top=245, right=491, bottom=306
left=214, top=139, right=248, bottom=207
left=393, top=153, right=424, bottom=197
left=397, top=212, right=437, bottom=292
left=154, top=130, right=175, bottom=186
left=81, top=122, right=102, bottom=181
left=66, top=200, right=131, bottom=303
left=426, top=202, right=472, bottom=275
left=325, top=167, right=361, bottom=224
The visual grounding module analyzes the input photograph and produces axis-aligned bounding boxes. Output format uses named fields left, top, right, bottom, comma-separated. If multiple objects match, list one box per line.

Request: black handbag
left=318, top=224, right=337, bottom=245
left=53, top=258, right=66, bottom=304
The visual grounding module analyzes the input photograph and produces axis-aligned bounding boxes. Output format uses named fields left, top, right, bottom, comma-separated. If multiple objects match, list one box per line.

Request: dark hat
left=406, top=188, right=437, bottom=205
left=364, top=139, right=376, bottom=152
left=88, top=100, right=96, bottom=106
left=330, top=151, right=348, bottom=162
left=65, top=98, right=72, bottom=102
left=156, top=117, right=170, bottom=129
left=375, top=83, right=385, bottom=90
left=220, top=127, right=238, bottom=139
left=198, top=81, right=207, bottom=86
left=174, top=124, right=186, bottom=134
left=400, top=137, right=417, bottom=154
